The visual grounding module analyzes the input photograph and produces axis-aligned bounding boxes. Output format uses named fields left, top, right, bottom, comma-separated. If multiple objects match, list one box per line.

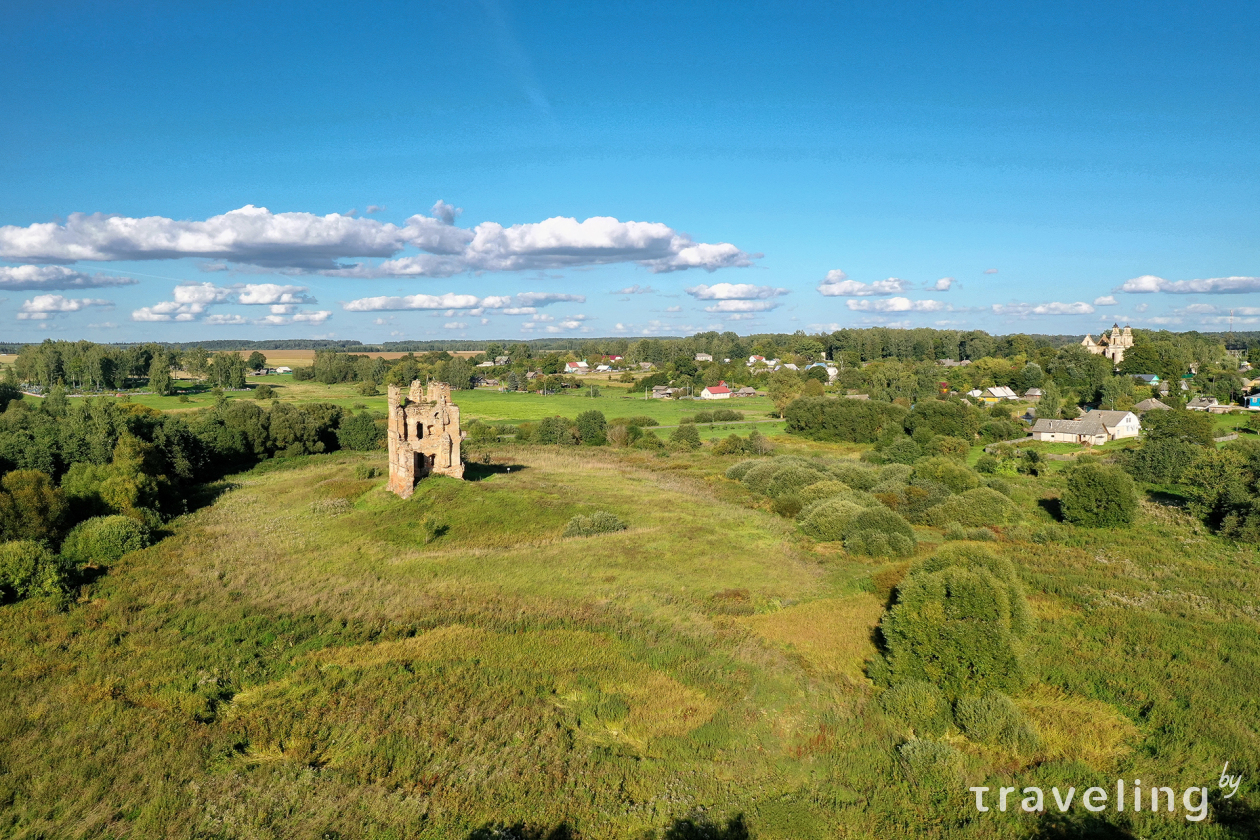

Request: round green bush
left=797, top=499, right=865, bottom=542
left=953, top=691, right=1039, bottom=751
left=944, top=522, right=997, bottom=542
left=879, top=545, right=1031, bottom=697
left=897, top=738, right=963, bottom=784
left=60, top=515, right=150, bottom=566
left=975, top=454, right=1000, bottom=474
left=797, top=480, right=879, bottom=509
left=825, top=462, right=881, bottom=491
left=0, top=540, right=64, bottom=600
left=912, top=457, right=980, bottom=495
left=879, top=680, right=950, bottom=736
left=725, top=460, right=760, bottom=481
left=842, top=507, right=916, bottom=558
left=668, top=423, right=701, bottom=451
left=1060, top=462, right=1139, bottom=527
left=927, top=487, right=1019, bottom=528
left=876, top=463, right=914, bottom=485
left=982, top=476, right=1013, bottom=497
left=881, top=437, right=923, bottom=465
left=883, top=480, right=953, bottom=524
left=741, top=461, right=782, bottom=495
left=765, top=465, right=829, bottom=499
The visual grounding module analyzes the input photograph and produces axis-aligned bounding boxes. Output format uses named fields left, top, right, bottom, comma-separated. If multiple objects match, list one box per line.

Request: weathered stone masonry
left=386, top=380, right=465, bottom=498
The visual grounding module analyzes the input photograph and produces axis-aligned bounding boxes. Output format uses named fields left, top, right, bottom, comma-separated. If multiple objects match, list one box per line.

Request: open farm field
left=3, top=436, right=1257, bottom=838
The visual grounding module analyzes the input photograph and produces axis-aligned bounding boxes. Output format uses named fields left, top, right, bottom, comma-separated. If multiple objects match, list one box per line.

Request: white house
left=564, top=361, right=590, bottom=374
left=1030, top=410, right=1140, bottom=445
left=1187, top=396, right=1219, bottom=411
left=700, top=381, right=732, bottom=400
left=595, top=364, right=612, bottom=372
left=747, top=355, right=766, bottom=366
left=275, top=366, right=292, bottom=374
left=695, top=353, right=713, bottom=362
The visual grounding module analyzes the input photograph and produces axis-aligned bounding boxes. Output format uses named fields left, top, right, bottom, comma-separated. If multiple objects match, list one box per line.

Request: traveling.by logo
left=969, top=764, right=1243, bottom=823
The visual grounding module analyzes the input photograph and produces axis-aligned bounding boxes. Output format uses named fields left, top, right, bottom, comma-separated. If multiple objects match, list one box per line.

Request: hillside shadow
left=1211, top=792, right=1260, bottom=839
left=464, top=462, right=528, bottom=481
left=659, top=813, right=751, bottom=839
left=1029, top=813, right=1136, bottom=839
left=182, top=479, right=241, bottom=514
left=463, top=822, right=575, bottom=840
left=1144, top=489, right=1188, bottom=507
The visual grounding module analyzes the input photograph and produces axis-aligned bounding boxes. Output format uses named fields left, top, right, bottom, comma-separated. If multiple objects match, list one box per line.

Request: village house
left=695, top=353, right=713, bottom=362
left=1133, top=397, right=1171, bottom=412
left=1030, top=409, right=1140, bottom=445
left=734, top=386, right=758, bottom=398
left=494, top=355, right=510, bottom=366
left=1186, top=395, right=1219, bottom=411
left=1023, top=388, right=1043, bottom=401
left=700, top=381, right=732, bottom=400
left=980, top=386, right=1019, bottom=403
left=1081, top=324, right=1134, bottom=364
left=564, top=361, right=590, bottom=374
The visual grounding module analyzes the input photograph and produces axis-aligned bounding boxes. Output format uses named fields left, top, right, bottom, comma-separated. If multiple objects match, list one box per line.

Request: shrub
left=798, top=499, right=865, bottom=542
left=563, top=511, right=628, bottom=537
left=741, top=461, right=783, bottom=495
left=633, top=431, right=665, bottom=450
left=944, top=522, right=997, bottom=541
left=1121, top=438, right=1200, bottom=484
left=842, top=507, right=916, bottom=558
left=725, top=460, right=760, bottom=481
left=669, top=423, right=701, bottom=451
left=765, top=465, right=829, bottom=499
left=912, top=457, right=980, bottom=494
left=59, top=515, right=150, bottom=566
left=691, top=411, right=714, bottom=424
left=897, top=739, right=963, bottom=785
left=927, top=487, right=1019, bottom=527
left=881, top=437, right=923, bottom=465
left=353, top=464, right=382, bottom=480
left=606, top=424, right=632, bottom=447
left=826, top=462, right=880, bottom=491
left=0, top=540, right=64, bottom=600
left=535, top=415, right=577, bottom=446
left=357, top=380, right=379, bottom=396
left=608, top=415, right=659, bottom=428
left=798, top=480, right=871, bottom=508
left=879, top=544, right=1031, bottom=696
left=253, top=384, right=275, bottom=400
left=575, top=410, right=607, bottom=446
left=954, top=692, right=1039, bottom=751
left=772, top=495, right=803, bottom=518
left=879, top=680, right=950, bottom=736
left=711, top=434, right=749, bottom=455
left=1060, top=462, right=1139, bottom=527
left=712, top=408, right=743, bottom=422
left=982, top=476, right=1012, bottom=497
left=420, top=517, right=448, bottom=544
left=336, top=412, right=383, bottom=451
left=975, top=454, right=1000, bottom=474
left=904, top=399, right=982, bottom=441
left=876, top=463, right=914, bottom=485
left=925, top=436, right=971, bottom=461
left=978, top=419, right=1025, bottom=444
left=878, top=480, right=952, bottom=524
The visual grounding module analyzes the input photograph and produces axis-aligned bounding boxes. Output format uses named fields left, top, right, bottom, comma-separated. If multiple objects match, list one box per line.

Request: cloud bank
left=0, top=265, right=138, bottom=290
left=0, top=204, right=756, bottom=276
left=816, top=270, right=909, bottom=297
left=1117, top=275, right=1260, bottom=294
left=18, top=294, right=113, bottom=320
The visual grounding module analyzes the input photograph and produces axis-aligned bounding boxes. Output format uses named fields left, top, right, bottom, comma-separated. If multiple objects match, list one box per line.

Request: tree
left=1060, top=463, right=1139, bottom=527
left=0, top=540, right=64, bottom=601
left=0, top=470, right=68, bottom=543
left=1037, top=379, right=1063, bottom=420
left=575, top=410, right=607, bottom=445
left=337, top=412, right=382, bottom=451
left=669, top=423, right=701, bottom=451
left=767, top=370, right=803, bottom=418
left=246, top=351, right=268, bottom=371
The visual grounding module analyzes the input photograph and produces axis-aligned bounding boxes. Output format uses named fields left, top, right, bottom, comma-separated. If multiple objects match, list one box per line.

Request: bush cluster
left=562, top=511, right=628, bottom=537
left=59, top=515, right=150, bottom=566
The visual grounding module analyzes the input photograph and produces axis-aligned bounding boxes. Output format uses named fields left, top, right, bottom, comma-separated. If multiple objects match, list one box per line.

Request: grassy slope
left=1, top=440, right=1257, bottom=839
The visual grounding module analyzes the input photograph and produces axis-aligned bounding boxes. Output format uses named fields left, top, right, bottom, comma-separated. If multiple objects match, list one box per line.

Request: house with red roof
left=700, top=381, right=732, bottom=400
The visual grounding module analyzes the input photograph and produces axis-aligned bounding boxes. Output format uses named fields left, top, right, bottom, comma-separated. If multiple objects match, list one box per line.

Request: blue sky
left=2, top=0, right=1258, bottom=342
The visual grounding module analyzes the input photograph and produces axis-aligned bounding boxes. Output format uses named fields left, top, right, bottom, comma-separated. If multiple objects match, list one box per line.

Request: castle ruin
left=386, top=380, right=465, bottom=498
left=1081, top=323, right=1133, bottom=365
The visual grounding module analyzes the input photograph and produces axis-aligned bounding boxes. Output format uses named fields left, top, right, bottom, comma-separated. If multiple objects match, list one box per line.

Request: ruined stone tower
left=386, top=380, right=465, bottom=498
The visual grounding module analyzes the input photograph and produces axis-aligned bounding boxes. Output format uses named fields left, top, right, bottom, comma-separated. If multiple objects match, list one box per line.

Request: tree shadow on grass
left=463, top=823, right=576, bottom=840
left=463, top=462, right=528, bottom=481
left=1030, top=812, right=1136, bottom=839
left=1211, top=792, right=1260, bottom=840
left=1037, top=497, right=1064, bottom=522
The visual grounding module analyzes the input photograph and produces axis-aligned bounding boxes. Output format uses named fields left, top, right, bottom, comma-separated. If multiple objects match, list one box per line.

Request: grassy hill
left=1, top=439, right=1257, bottom=838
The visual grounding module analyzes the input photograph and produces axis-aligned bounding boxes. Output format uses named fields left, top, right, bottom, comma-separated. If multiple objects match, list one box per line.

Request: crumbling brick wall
left=386, top=380, right=465, bottom=498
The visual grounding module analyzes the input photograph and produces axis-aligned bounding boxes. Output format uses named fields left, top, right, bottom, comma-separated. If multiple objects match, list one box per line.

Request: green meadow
left=2, top=433, right=1257, bottom=839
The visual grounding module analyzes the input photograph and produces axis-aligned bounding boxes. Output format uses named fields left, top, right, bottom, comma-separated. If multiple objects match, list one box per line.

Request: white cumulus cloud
left=1117, top=274, right=1260, bottom=294
left=17, top=294, right=112, bottom=320
left=929, top=277, right=954, bottom=292
left=685, top=282, right=787, bottom=301
left=235, top=283, right=315, bottom=305
left=1093, top=295, right=1118, bottom=306
left=817, top=270, right=909, bottom=297
left=846, top=297, right=947, bottom=312
left=992, top=301, right=1095, bottom=317
left=0, top=265, right=139, bottom=290
left=703, top=300, right=781, bottom=313
left=341, top=291, right=584, bottom=313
